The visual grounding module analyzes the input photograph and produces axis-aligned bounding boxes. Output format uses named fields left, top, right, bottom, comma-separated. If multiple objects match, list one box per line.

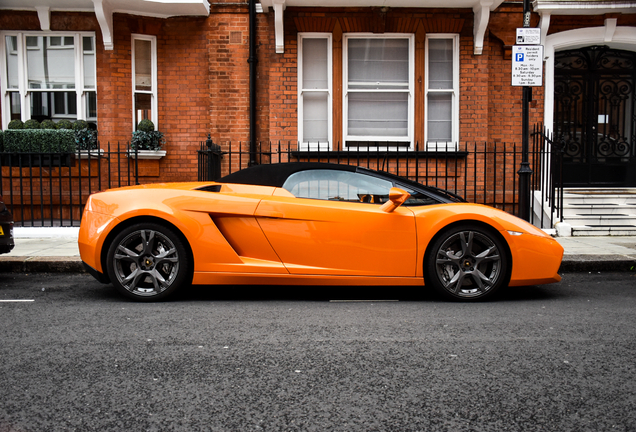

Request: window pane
left=302, top=39, right=328, bottom=90
left=9, top=91, right=21, bottom=120
left=86, top=91, right=97, bottom=120
left=348, top=92, right=408, bottom=137
left=134, top=93, right=152, bottom=127
left=5, top=36, right=19, bottom=89
left=135, top=39, right=152, bottom=91
left=53, top=91, right=77, bottom=117
left=348, top=39, right=409, bottom=90
left=83, top=36, right=96, bottom=89
left=428, top=39, right=453, bottom=90
left=303, top=92, right=328, bottom=142
left=25, top=36, right=38, bottom=48
left=427, top=93, right=452, bottom=142
left=30, top=91, right=77, bottom=121
left=26, top=36, right=76, bottom=90
left=283, top=170, right=392, bottom=203
left=30, top=91, right=49, bottom=119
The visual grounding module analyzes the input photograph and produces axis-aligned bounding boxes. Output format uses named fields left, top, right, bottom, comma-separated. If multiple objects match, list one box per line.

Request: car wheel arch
left=422, top=219, right=513, bottom=286
left=100, top=215, right=194, bottom=280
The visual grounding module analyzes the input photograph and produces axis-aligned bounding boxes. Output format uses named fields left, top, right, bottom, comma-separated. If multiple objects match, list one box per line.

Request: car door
left=254, top=169, right=417, bottom=276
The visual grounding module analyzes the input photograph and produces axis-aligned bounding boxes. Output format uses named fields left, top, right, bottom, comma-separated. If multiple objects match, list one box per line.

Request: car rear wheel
left=425, top=224, right=510, bottom=301
left=106, top=223, right=190, bottom=301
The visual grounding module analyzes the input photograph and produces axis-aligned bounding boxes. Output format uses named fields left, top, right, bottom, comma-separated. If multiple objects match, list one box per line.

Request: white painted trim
left=127, top=149, right=166, bottom=159
left=298, top=33, right=332, bottom=151
left=343, top=33, right=415, bottom=149
left=472, top=0, right=493, bottom=55
left=93, top=0, right=113, bottom=50
left=604, top=18, right=617, bottom=43
left=131, top=34, right=158, bottom=130
left=273, top=0, right=286, bottom=54
left=35, top=6, right=50, bottom=31
left=543, top=25, right=636, bottom=131
left=539, top=12, right=551, bottom=49
left=0, top=31, right=97, bottom=129
left=424, top=34, right=460, bottom=150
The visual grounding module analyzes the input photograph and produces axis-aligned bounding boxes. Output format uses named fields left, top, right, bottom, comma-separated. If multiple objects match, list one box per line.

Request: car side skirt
left=192, top=272, right=426, bottom=286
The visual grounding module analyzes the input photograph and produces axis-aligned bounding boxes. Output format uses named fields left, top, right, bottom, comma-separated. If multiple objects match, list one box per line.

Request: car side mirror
left=380, top=187, right=410, bottom=213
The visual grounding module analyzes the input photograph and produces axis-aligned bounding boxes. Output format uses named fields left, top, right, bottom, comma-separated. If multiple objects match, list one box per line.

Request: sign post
left=514, top=0, right=542, bottom=223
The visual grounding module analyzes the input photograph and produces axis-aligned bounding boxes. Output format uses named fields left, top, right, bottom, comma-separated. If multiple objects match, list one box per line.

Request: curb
left=1, top=256, right=635, bottom=275
left=559, top=256, right=636, bottom=273
left=0, top=256, right=85, bottom=273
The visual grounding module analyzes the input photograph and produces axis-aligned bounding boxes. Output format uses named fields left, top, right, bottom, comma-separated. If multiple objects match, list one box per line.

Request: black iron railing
left=199, top=139, right=562, bottom=225
left=531, top=124, right=565, bottom=229
left=0, top=142, right=139, bottom=227
left=1, top=134, right=564, bottom=229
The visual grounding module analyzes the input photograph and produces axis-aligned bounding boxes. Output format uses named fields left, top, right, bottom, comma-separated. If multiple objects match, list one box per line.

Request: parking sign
left=512, top=45, right=543, bottom=86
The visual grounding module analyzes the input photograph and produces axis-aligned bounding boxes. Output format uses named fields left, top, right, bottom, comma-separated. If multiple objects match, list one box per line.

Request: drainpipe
left=248, top=0, right=258, bottom=166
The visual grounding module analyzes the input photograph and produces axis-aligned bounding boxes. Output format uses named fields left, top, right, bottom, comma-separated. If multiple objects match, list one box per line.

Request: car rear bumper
left=83, top=261, right=110, bottom=283
left=0, top=210, right=14, bottom=254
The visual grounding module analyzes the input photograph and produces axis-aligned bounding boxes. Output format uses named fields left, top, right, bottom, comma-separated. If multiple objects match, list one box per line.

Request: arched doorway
left=553, top=46, right=635, bottom=187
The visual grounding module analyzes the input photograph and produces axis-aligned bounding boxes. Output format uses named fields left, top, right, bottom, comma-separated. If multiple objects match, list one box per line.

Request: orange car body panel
left=78, top=181, right=563, bottom=287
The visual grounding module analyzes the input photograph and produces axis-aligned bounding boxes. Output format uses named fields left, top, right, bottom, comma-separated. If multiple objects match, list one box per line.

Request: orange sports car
left=79, top=162, right=563, bottom=301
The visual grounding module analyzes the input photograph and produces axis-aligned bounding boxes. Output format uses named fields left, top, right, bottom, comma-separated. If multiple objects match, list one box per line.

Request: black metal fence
left=531, top=125, right=565, bottom=229
left=1, top=130, right=564, bottom=229
left=0, top=142, right=139, bottom=227
left=198, top=134, right=564, bottom=227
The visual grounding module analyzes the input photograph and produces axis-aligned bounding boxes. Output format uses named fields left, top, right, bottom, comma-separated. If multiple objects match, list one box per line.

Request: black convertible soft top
left=218, top=162, right=465, bottom=203
left=218, top=162, right=357, bottom=188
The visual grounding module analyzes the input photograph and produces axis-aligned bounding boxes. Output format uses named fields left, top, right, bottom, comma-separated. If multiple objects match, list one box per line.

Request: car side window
left=400, top=187, right=440, bottom=206
left=283, top=170, right=393, bottom=204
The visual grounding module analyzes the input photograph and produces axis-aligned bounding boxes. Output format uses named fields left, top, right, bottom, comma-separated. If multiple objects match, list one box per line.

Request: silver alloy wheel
left=112, top=229, right=180, bottom=297
left=434, top=230, right=502, bottom=298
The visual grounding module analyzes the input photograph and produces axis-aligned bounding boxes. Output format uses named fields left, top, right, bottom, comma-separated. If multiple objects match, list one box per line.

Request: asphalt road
left=1, top=272, right=635, bottom=432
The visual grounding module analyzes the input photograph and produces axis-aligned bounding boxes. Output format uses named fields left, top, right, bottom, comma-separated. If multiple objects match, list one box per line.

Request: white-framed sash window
left=132, top=34, right=158, bottom=130
left=425, top=34, right=459, bottom=151
left=344, top=34, right=414, bottom=149
left=298, top=33, right=332, bottom=151
left=0, top=31, right=97, bottom=128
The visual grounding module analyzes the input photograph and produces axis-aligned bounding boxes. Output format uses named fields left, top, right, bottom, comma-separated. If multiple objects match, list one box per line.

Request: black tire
left=425, top=223, right=510, bottom=301
left=106, top=222, right=191, bottom=301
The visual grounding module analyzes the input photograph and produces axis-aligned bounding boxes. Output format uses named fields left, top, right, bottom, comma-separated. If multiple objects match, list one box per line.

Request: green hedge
left=2, top=129, right=76, bottom=153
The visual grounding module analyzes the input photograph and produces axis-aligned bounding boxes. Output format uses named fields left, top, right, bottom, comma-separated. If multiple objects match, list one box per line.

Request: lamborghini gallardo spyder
left=79, top=163, right=563, bottom=301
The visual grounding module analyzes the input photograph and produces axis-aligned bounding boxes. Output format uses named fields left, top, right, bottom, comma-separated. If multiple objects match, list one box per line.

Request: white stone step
left=558, top=189, right=636, bottom=236
left=562, top=203, right=636, bottom=216
left=562, top=193, right=636, bottom=205
left=571, top=225, right=636, bottom=236
left=564, top=214, right=636, bottom=227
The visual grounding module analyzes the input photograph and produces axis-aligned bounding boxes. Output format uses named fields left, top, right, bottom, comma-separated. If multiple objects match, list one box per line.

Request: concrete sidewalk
left=1, top=227, right=635, bottom=274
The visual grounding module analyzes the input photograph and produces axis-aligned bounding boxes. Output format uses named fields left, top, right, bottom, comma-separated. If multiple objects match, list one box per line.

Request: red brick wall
left=1, top=5, right=634, bottom=189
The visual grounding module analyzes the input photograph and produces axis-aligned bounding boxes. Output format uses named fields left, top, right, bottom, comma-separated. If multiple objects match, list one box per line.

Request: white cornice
left=35, top=6, right=51, bottom=30
left=473, top=0, right=494, bottom=55
left=533, top=0, right=636, bottom=15
left=0, top=0, right=210, bottom=49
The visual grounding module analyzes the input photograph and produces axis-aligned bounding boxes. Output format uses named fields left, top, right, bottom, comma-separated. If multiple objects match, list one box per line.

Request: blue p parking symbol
left=515, top=52, right=524, bottom=62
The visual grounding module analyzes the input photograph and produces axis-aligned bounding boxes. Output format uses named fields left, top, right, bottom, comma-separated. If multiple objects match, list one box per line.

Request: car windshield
left=283, top=170, right=393, bottom=203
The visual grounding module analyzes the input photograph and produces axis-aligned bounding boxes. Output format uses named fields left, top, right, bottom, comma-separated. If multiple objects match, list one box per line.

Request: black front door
left=554, top=46, right=636, bottom=187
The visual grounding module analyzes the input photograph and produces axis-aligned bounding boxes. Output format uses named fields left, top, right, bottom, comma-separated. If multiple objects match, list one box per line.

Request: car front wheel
left=425, top=224, right=510, bottom=301
left=106, top=223, right=191, bottom=301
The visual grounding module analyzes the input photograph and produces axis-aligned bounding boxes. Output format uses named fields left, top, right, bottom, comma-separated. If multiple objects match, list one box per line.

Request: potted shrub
left=129, top=119, right=166, bottom=159
left=24, top=119, right=41, bottom=129
left=2, top=120, right=75, bottom=166
left=8, top=119, right=24, bottom=130
left=72, top=120, right=100, bottom=159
